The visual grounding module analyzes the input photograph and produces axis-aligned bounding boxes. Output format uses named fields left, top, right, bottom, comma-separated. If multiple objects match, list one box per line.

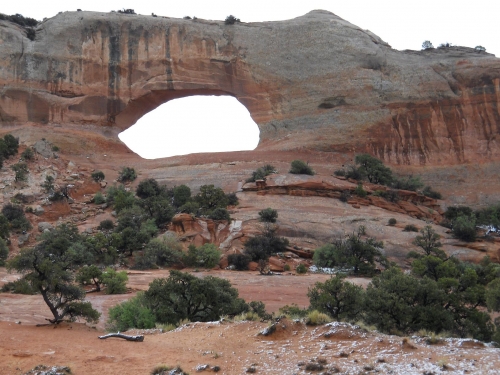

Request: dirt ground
left=1, top=269, right=500, bottom=375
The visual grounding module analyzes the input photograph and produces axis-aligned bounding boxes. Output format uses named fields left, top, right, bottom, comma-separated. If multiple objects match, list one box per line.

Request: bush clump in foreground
left=108, top=270, right=249, bottom=328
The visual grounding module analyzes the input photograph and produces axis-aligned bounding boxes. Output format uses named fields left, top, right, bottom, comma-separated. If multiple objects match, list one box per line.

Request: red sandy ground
left=1, top=269, right=500, bottom=375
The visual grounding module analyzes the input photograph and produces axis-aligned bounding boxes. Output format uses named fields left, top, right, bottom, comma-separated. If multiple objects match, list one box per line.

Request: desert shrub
left=391, top=176, right=424, bottom=191
left=226, top=192, right=238, bottom=206
left=296, top=263, right=307, bottom=274
left=305, top=310, right=331, bottom=325
left=172, top=185, right=191, bottom=207
left=345, top=166, right=364, bottom=180
left=141, top=237, right=183, bottom=268
left=2, top=203, right=32, bottom=232
left=11, top=162, right=29, bottom=181
left=195, top=185, right=229, bottom=216
left=284, top=264, right=291, bottom=271
left=91, top=171, right=105, bottom=182
left=444, top=206, right=473, bottom=221
left=98, top=219, right=114, bottom=231
left=355, top=154, right=393, bottom=185
left=52, top=145, right=60, bottom=152
left=117, top=8, right=136, bottom=14
left=107, top=292, right=156, bottom=331
left=179, top=201, right=200, bottom=214
left=182, top=243, right=221, bottom=269
left=339, top=190, right=350, bottom=202
left=334, top=169, right=346, bottom=177
left=21, top=147, right=34, bottom=160
left=308, top=274, right=364, bottom=321
left=76, top=265, right=103, bottom=291
left=452, top=215, right=477, bottom=242
left=388, top=218, right=397, bottom=226
left=475, top=45, right=486, bottom=53
left=3, top=134, right=19, bottom=157
left=0, top=214, right=10, bottom=239
left=246, top=164, right=276, bottom=182
left=0, top=237, right=8, bottom=266
left=404, top=224, right=418, bottom=232
left=354, top=183, right=367, bottom=198
left=151, top=365, right=189, bottom=375
left=143, top=270, right=248, bottom=325
left=209, top=207, right=230, bottom=221
left=258, top=208, right=278, bottom=223
left=101, top=268, right=128, bottom=294
left=106, top=185, right=136, bottom=212
left=312, top=232, right=385, bottom=275
left=249, top=300, right=272, bottom=320
left=244, top=225, right=289, bottom=262
left=422, top=186, right=442, bottom=199
left=117, top=166, right=137, bottom=182
left=289, top=160, right=314, bottom=175
left=0, top=278, right=37, bottom=294
left=412, top=225, right=444, bottom=257
left=0, top=13, right=38, bottom=27
left=41, top=175, right=55, bottom=193
left=279, top=304, right=309, bottom=318
left=93, top=192, right=105, bottom=204
left=224, top=15, right=240, bottom=24
left=136, top=178, right=162, bottom=199
left=228, top=253, right=251, bottom=270
left=422, top=40, right=434, bottom=49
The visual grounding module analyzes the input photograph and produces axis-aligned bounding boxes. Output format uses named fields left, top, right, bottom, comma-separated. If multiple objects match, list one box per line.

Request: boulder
left=38, top=222, right=54, bottom=232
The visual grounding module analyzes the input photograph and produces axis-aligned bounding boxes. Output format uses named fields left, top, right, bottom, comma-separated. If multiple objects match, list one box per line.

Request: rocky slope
left=0, top=10, right=499, bottom=165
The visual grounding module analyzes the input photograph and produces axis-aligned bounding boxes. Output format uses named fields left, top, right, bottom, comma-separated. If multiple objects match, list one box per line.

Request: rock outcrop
left=0, top=10, right=499, bottom=165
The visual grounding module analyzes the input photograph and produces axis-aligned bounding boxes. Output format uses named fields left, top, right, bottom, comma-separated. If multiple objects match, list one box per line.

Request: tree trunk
left=98, top=333, right=144, bottom=342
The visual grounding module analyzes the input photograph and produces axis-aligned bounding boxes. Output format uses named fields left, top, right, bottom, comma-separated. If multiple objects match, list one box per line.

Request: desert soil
left=1, top=269, right=500, bottom=375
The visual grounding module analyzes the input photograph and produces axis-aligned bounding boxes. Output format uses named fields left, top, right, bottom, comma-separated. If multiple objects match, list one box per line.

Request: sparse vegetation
left=388, top=218, right=397, bottom=226
left=11, top=162, right=29, bottom=182
left=224, top=15, right=240, bottom=25
left=21, top=147, right=34, bottom=160
left=117, top=166, right=137, bottom=182
left=41, top=175, right=55, bottom=193
left=289, top=160, right=314, bottom=175
left=422, top=40, right=434, bottom=49
left=296, top=263, right=307, bottom=274
left=403, top=224, right=418, bottom=232
left=246, top=164, right=276, bottom=182
left=91, top=170, right=105, bottom=182
left=258, top=208, right=278, bottom=223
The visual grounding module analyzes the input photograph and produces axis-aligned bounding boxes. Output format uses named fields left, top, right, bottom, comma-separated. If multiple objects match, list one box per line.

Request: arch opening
left=118, top=95, right=260, bottom=159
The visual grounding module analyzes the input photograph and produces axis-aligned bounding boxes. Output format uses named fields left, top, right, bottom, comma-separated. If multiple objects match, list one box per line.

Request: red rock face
left=0, top=10, right=499, bottom=165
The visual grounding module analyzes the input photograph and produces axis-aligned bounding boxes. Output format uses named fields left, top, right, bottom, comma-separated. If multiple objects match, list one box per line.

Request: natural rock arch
left=0, top=10, right=499, bottom=164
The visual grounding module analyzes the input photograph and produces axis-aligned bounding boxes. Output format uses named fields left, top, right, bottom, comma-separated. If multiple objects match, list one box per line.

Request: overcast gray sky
left=3, top=1, right=498, bottom=158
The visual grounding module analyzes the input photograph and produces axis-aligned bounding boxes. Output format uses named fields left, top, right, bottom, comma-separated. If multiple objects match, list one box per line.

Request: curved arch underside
left=0, top=10, right=499, bottom=164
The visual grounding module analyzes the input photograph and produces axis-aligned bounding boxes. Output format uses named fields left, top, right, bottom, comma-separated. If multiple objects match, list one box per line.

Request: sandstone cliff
left=0, top=10, right=499, bottom=165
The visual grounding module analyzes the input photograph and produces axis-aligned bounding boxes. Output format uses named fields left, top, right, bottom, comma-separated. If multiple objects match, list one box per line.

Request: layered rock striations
left=0, top=10, right=499, bottom=165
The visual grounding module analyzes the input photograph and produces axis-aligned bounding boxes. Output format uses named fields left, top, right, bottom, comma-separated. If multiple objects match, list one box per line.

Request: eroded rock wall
left=0, top=10, right=499, bottom=165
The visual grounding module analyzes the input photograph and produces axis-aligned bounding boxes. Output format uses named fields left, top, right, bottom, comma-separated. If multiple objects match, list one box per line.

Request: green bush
left=107, top=292, right=156, bottom=331
left=244, top=226, right=289, bottom=262
left=225, top=192, right=239, bottom=206
left=224, top=15, right=240, bottom=24
left=41, top=175, right=55, bottom=193
left=182, top=243, right=221, bottom=269
left=91, top=171, right=105, bottom=182
left=141, top=237, right=183, bottom=268
left=76, top=265, right=103, bottom=291
left=117, top=167, right=137, bottom=182
left=354, top=183, right=367, bottom=198
left=422, top=186, right=442, bottom=199
left=279, top=304, right=309, bottom=318
left=296, top=263, right=307, bottom=274
left=93, top=192, right=105, bottom=204
left=388, top=218, right=397, bottom=226
left=106, top=185, right=136, bottom=212
left=173, top=185, right=191, bottom=207
left=289, top=160, right=314, bottom=175
left=1, top=203, right=32, bottom=232
left=444, top=206, right=473, bottom=221
left=403, top=224, right=418, bottom=232
left=101, top=268, right=128, bottom=294
left=258, top=208, right=278, bottom=223
left=246, top=165, right=276, bottom=182
left=452, top=215, right=477, bottom=242
left=195, top=185, right=229, bottom=216
left=391, top=176, right=424, bottom=191
left=0, top=278, right=37, bottom=294
left=305, top=310, right=331, bottom=325
left=143, top=270, right=248, bottom=325
left=209, top=207, right=230, bottom=221
left=11, top=162, right=29, bottom=182
left=2, top=134, right=19, bottom=157
left=136, top=178, right=162, bottom=199
left=21, top=147, right=34, bottom=160
left=228, top=253, right=251, bottom=270
left=0, top=237, right=8, bottom=266
left=334, top=169, right=346, bottom=177
left=308, top=274, right=364, bottom=321
left=98, top=219, right=114, bottom=231
left=355, top=154, right=393, bottom=185
left=0, top=214, right=10, bottom=239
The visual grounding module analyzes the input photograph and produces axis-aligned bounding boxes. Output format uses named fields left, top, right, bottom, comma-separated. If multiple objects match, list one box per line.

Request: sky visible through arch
left=4, top=0, right=498, bottom=158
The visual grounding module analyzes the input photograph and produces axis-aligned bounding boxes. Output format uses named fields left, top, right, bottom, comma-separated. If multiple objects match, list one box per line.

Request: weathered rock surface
left=0, top=10, right=499, bottom=165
